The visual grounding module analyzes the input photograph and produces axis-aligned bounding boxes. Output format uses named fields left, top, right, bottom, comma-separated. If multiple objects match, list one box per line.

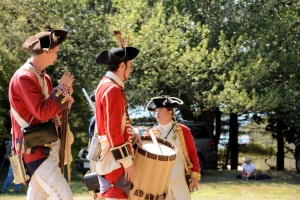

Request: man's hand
left=188, top=177, right=199, bottom=192
left=132, top=134, right=142, bottom=148
left=60, top=71, right=74, bottom=87
left=130, top=126, right=142, bottom=148
left=68, top=85, right=73, bottom=95
left=124, top=164, right=134, bottom=181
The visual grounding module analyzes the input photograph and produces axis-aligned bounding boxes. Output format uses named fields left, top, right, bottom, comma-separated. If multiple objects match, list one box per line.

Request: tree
left=243, top=0, right=300, bottom=170
left=1, top=0, right=298, bottom=172
left=109, top=2, right=214, bottom=118
left=0, top=0, right=111, bottom=151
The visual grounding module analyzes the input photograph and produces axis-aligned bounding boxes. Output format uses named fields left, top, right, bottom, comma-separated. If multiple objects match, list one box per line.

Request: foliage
left=239, top=143, right=274, bottom=156
left=0, top=0, right=38, bottom=142
left=0, top=0, right=299, bottom=166
left=243, top=0, right=300, bottom=148
left=111, top=2, right=216, bottom=119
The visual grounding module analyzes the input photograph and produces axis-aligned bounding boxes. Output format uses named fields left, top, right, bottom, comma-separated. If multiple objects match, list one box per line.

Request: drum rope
left=145, top=151, right=156, bottom=199
left=161, top=141, right=176, bottom=197
left=165, top=156, right=176, bottom=195
left=135, top=148, right=148, bottom=199
left=160, top=152, right=169, bottom=196
left=131, top=138, right=176, bottom=199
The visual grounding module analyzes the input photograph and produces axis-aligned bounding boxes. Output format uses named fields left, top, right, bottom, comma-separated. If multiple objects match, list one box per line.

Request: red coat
left=177, top=124, right=200, bottom=174
left=95, top=75, right=132, bottom=153
left=9, top=63, right=68, bottom=177
left=95, top=72, right=133, bottom=198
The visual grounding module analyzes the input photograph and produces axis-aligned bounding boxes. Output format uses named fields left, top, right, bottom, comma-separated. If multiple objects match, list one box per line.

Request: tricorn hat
left=22, top=29, right=68, bottom=52
left=96, top=47, right=139, bottom=65
left=146, top=95, right=184, bottom=111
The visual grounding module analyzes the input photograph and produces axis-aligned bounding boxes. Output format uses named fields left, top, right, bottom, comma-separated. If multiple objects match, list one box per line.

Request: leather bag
left=22, top=121, right=58, bottom=148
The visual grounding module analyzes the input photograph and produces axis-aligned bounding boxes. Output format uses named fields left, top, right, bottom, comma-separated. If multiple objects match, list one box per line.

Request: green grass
left=192, top=170, right=300, bottom=200
left=1, top=121, right=299, bottom=199
left=1, top=169, right=300, bottom=200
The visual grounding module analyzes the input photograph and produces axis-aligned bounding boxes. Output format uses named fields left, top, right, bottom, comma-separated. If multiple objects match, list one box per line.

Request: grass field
left=1, top=121, right=299, bottom=199
left=0, top=169, right=299, bottom=200
left=194, top=170, right=300, bottom=200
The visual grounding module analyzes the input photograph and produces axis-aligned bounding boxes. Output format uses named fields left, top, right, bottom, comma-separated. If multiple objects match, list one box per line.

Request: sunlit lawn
left=193, top=170, right=300, bottom=200
left=1, top=170, right=299, bottom=200
left=2, top=118, right=298, bottom=199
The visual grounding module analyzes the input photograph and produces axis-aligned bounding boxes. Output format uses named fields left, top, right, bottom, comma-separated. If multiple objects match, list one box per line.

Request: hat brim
left=49, top=30, right=68, bottom=49
left=146, top=96, right=184, bottom=111
left=22, top=29, right=68, bottom=52
left=96, top=46, right=139, bottom=65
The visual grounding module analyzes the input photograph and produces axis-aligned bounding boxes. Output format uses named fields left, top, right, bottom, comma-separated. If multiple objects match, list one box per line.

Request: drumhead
left=142, top=140, right=176, bottom=156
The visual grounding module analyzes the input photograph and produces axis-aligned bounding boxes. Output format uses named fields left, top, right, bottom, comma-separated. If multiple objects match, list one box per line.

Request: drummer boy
left=144, top=95, right=201, bottom=200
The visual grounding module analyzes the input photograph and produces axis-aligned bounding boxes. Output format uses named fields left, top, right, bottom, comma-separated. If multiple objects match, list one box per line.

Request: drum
left=129, top=136, right=177, bottom=200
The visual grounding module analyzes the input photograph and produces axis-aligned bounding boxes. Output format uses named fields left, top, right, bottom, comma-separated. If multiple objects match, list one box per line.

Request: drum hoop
left=137, top=136, right=177, bottom=161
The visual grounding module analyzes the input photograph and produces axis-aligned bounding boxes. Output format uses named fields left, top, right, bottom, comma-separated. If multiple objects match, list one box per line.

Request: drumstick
left=149, top=130, right=163, bottom=155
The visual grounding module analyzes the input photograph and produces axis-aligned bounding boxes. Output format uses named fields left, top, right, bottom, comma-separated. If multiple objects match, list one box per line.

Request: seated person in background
left=241, top=157, right=256, bottom=180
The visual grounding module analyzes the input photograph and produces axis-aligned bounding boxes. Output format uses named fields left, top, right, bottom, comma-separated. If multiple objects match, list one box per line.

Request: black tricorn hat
left=96, top=47, right=139, bottom=65
left=146, top=95, right=184, bottom=111
left=22, top=29, right=68, bottom=52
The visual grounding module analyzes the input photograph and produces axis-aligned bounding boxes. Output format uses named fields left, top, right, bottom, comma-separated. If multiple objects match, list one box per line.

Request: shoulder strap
left=10, top=106, right=30, bottom=128
left=22, top=64, right=49, bottom=99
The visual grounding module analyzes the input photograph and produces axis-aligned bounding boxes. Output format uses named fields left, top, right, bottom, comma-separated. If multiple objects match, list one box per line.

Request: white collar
left=105, top=71, right=124, bottom=88
left=157, top=120, right=173, bottom=133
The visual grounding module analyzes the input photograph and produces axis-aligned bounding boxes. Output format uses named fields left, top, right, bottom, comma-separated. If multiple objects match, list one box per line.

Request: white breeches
left=166, top=179, right=191, bottom=200
left=26, top=140, right=73, bottom=200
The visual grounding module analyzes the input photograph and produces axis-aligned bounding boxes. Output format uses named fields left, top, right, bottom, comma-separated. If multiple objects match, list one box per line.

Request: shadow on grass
left=201, top=170, right=300, bottom=185
left=70, top=168, right=89, bottom=194
left=0, top=165, right=89, bottom=195
left=1, top=165, right=299, bottom=197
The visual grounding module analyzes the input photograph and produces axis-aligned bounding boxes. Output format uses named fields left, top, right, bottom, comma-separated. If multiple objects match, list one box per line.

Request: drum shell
left=129, top=136, right=177, bottom=200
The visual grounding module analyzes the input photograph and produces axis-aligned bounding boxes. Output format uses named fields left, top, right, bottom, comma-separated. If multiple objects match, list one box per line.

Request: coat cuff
left=110, top=143, right=133, bottom=168
left=50, top=87, right=68, bottom=110
left=118, top=156, right=133, bottom=169
left=191, top=171, right=201, bottom=181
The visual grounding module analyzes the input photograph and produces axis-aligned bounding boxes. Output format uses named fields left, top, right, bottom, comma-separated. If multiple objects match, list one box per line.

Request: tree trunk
left=276, top=119, right=285, bottom=170
left=229, top=113, right=239, bottom=170
left=199, top=111, right=214, bottom=135
left=179, top=94, right=196, bottom=121
left=214, top=108, right=222, bottom=151
left=180, top=108, right=196, bottom=120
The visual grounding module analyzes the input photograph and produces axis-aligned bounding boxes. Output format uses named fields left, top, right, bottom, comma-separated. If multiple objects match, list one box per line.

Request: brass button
left=55, top=90, right=62, bottom=97
left=61, top=97, right=68, bottom=104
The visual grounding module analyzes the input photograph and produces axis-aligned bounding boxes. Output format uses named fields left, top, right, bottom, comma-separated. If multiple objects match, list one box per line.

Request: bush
left=239, top=143, right=274, bottom=156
